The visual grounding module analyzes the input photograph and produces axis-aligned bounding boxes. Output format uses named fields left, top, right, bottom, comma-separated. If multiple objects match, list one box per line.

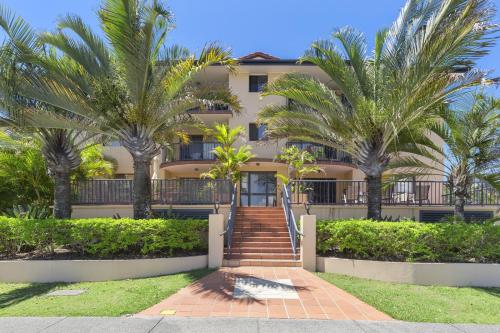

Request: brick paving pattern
left=138, top=267, right=392, bottom=320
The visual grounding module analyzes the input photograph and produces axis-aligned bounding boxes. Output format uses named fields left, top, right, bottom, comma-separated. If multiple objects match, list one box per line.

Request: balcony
left=287, top=180, right=500, bottom=206
left=286, top=142, right=353, bottom=164
left=188, top=103, right=232, bottom=114
left=161, top=142, right=221, bottom=164
left=72, top=179, right=232, bottom=205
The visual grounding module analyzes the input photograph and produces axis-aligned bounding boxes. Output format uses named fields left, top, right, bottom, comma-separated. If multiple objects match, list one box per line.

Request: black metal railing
left=188, top=103, right=232, bottom=113
left=162, top=142, right=221, bottom=163
left=222, top=183, right=238, bottom=255
left=286, top=142, right=352, bottom=163
left=282, top=184, right=302, bottom=257
left=72, top=179, right=232, bottom=205
left=288, top=180, right=500, bottom=206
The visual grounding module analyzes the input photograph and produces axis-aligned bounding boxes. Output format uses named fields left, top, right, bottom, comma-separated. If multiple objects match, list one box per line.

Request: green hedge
left=317, top=220, right=500, bottom=263
left=0, top=217, right=208, bottom=258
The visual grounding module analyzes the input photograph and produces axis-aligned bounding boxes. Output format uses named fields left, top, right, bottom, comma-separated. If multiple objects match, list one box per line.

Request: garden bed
left=317, top=219, right=500, bottom=264
left=0, top=217, right=208, bottom=260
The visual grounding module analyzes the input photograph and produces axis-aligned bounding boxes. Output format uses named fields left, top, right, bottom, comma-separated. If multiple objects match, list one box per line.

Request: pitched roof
left=239, top=52, right=280, bottom=60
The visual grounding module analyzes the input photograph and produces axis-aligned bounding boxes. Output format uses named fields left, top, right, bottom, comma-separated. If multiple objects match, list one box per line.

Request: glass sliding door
left=240, top=172, right=277, bottom=207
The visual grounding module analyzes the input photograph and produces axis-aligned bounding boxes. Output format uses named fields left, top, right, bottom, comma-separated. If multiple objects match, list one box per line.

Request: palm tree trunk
left=454, top=194, right=466, bottom=221
left=132, top=157, right=153, bottom=219
left=53, top=169, right=71, bottom=219
left=367, top=175, right=382, bottom=220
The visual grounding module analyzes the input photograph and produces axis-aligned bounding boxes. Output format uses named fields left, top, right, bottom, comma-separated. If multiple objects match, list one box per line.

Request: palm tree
left=0, top=5, right=101, bottom=218
left=394, top=94, right=499, bottom=220
left=276, top=145, right=323, bottom=185
left=13, top=0, right=239, bottom=219
left=202, top=123, right=254, bottom=184
left=258, top=0, right=497, bottom=219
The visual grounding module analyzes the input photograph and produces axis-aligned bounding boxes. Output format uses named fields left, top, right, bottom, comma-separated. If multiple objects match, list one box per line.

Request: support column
left=208, top=214, right=224, bottom=268
left=300, top=215, right=317, bottom=272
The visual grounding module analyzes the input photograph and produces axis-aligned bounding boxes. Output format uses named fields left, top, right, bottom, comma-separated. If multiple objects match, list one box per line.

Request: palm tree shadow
left=187, top=269, right=310, bottom=305
left=0, top=282, right=66, bottom=309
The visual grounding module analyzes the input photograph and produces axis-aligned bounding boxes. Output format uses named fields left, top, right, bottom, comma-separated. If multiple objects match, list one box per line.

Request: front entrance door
left=240, top=172, right=277, bottom=207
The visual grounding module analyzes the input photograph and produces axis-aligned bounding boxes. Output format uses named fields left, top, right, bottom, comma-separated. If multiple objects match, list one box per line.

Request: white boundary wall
left=317, top=257, right=500, bottom=287
left=0, top=255, right=208, bottom=283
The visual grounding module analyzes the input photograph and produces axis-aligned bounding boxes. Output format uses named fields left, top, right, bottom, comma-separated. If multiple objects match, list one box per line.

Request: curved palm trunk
left=132, top=157, right=153, bottom=219
left=53, top=167, right=72, bottom=219
left=367, top=175, right=382, bottom=220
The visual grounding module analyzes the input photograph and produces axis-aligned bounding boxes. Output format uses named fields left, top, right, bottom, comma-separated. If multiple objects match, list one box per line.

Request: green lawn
left=318, top=273, right=500, bottom=324
left=0, top=269, right=212, bottom=316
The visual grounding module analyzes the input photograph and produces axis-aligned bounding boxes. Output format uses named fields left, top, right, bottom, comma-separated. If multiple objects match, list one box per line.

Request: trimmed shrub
left=317, top=219, right=500, bottom=263
left=0, top=217, right=208, bottom=258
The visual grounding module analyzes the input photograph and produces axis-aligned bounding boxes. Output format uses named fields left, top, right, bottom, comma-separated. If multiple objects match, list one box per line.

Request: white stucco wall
left=317, top=257, right=500, bottom=287
left=0, top=255, right=208, bottom=283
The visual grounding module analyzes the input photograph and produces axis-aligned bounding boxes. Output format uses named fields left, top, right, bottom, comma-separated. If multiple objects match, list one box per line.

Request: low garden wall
left=315, top=219, right=500, bottom=287
left=0, top=255, right=208, bottom=283
left=0, top=217, right=211, bottom=283
left=317, top=257, right=500, bottom=287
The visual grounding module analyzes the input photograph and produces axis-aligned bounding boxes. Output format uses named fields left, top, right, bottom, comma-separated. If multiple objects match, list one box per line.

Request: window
left=249, top=123, right=267, bottom=141
left=249, top=75, right=268, bottom=92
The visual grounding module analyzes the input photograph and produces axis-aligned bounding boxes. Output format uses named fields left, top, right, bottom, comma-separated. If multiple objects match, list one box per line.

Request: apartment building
left=103, top=52, right=365, bottom=206
left=73, top=52, right=497, bottom=221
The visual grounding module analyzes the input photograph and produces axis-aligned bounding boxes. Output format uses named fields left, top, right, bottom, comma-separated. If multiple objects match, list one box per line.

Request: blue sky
left=3, top=0, right=499, bottom=96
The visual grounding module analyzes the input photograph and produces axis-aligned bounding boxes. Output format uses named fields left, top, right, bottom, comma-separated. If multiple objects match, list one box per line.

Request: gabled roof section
left=239, top=52, right=280, bottom=60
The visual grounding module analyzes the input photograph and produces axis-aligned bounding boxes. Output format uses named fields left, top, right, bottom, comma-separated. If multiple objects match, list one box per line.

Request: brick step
left=234, top=224, right=287, bottom=229
left=232, top=236, right=290, bottom=242
left=233, top=228, right=288, bottom=235
left=225, top=253, right=297, bottom=260
left=237, top=207, right=282, bottom=211
left=234, top=219, right=286, bottom=224
left=226, top=247, right=299, bottom=254
left=232, top=231, right=289, bottom=237
left=235, top=220, right=286, bottom=224
left=223, top=259, right=302, bottom=267
left=235, top=214, right=285, bottom=219
left=232, top=241, right=292, bottom=248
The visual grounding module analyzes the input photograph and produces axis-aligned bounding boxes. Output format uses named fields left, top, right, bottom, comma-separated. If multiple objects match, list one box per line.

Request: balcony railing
left=72, top=179, right=232, bottom=205
left=188, top=103, right=231, bottom=114
left=162, top=142, right=221, bottom=163
left=286, top=142, right=352, bottom=163
left=288, top=180, right=500, bottom=206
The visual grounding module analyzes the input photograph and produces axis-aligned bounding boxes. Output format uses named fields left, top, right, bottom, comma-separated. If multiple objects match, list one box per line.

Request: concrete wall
left=71, top=205, right=230, bottom=219
left=103, top=146, right=134, bottom=175
left=317, top=257, right=500, bottom=287
left=292, top=205, right=499, bottom=220
left=0, top=255, right=208, bottom=283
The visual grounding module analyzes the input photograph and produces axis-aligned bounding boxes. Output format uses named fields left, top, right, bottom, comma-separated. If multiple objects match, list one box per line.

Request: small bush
left=0, top=217, right=208, bottom=258
left=317, top=219, right=500, bottom=263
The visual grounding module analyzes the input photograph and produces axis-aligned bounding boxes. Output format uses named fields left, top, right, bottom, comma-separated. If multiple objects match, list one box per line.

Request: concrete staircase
left=223, top=207, right=301, bottom=267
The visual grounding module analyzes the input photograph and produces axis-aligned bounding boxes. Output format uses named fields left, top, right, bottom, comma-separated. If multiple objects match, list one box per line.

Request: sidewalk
left=0, top=317, right=498, bottom=333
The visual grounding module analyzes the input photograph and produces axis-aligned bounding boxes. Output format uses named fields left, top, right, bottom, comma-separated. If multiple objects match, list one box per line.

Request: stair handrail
left=221, top=183, right=238, bottom=255
left=282, top=183, right=303, bottom=257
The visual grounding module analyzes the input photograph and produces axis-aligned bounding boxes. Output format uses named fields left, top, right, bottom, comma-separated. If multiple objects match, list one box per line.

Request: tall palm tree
left=258, top=0, right=497, bottom=219
left=393, top=94, right=499, bottom=220
left=14, top=0, right=239, bottom=219
left=0, top=5, right=101, bottom=218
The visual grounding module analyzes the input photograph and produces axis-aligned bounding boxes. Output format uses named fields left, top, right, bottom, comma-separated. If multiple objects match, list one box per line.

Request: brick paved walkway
left=138, top=267, right=392, bottom=320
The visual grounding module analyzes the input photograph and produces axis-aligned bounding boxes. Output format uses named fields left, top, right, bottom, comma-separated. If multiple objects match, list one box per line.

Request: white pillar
left=300, top=215, right=317, bottom=272
left=208, top=214, right=224, bottom=268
